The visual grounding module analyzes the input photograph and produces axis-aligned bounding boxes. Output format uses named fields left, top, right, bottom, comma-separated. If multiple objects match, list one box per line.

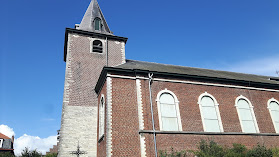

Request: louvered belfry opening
left=93, top=40, right=103, bottom=53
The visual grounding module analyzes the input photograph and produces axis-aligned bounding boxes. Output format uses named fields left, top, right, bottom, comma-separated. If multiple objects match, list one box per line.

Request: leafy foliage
left=0, top=152, right=15, bottom=157
left=159, top=140, right=278, bottom=157
left=194, top=140, right=225, bottom=157
left=159, top=147, right=190, bottom=157
left=224, top=143, right=247, bottom=157
left=20, top=147, right=42, bottom=157
left=246, top=144, right=273, bottom=157
left=272, top=147, right=279, bottom=157
left=46, top=152, right=58, bottom=157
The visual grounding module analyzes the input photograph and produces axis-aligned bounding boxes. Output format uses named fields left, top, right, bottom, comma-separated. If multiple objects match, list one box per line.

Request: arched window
left=268, top=98, right=279, bottom=133
left=93, top=40, right=103, bottom=53
left=198, top=92, right=223, bottom=132
left=235, top=96, right=259, bottom=133
left=94, top=18, right=101, bottom=31
left=156, top=89, right=182, bottom=131
left=99, top=95, right=105, bottom=139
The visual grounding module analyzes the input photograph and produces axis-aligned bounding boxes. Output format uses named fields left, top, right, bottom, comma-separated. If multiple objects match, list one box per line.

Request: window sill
left=91, top=51, right=103, bottom=54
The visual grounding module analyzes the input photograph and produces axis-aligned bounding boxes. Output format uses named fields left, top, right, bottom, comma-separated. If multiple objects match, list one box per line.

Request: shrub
left=20, top=147, right=42, bottom=157
left=46, top=153, right=58, bottom=157
left=159, top=140, right=278, bottom=157
left=272, top=147, right=279, bottom=157
left=224, top=143, right=247, bottom=157
left=246, top=144, right=273, bottom=157
left=0, top=152, right=15, bottom=157
left=193, top=140, right=225, bottom=157
left=159, top=147, right=190, bottom=157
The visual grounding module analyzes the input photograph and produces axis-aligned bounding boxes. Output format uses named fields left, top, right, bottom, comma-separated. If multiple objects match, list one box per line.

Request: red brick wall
left=142, top=80, right=279, bottom=133
left=46, top=143, right=58, bottom=154
left=67, top=33, right=106, bottom=107
left=97, top=80, right=107, bottom=157
left=111, top=78, right=141, bottom=156
left=107, top=40, right=125, bottom=67
left=101, top=76, right=279, bottom=156
left=140, top=79, right=279, bottom=155
left=67, top=33, right=125, bottom=107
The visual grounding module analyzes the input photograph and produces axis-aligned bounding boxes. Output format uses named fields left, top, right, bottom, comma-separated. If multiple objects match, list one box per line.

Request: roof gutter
left=95, top=67, right=279, bottom=94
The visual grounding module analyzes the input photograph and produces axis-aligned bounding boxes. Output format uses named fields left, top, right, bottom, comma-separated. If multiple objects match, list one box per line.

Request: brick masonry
left=97, top=75, right=279, bottom=156
left=59, top=32, right=125, bottom=157
left=97, top=80, right=107, bottom=157
left=111, top=78, right=141, bottom=156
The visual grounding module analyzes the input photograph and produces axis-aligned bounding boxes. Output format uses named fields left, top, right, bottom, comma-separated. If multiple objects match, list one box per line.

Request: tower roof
left=77, top=0, right=112, bottom=34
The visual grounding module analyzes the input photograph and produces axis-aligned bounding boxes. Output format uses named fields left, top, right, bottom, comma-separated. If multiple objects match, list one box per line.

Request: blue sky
left=1, top=0, right=279, bottom=154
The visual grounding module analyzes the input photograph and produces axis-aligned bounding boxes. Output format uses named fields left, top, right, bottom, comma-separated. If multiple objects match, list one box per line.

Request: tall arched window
left=94, top=18, right=101, bottom=31
left=198, top=92, right=223, bottom=132
left=156, top=89, right=182, bottom=131
left=268, top=98, right=279, bottom=133
left=99, top=95, right=105, bottom=139
left=235, top=96, right=259, bottom=133
left=93, top=40, right=103, bottom=53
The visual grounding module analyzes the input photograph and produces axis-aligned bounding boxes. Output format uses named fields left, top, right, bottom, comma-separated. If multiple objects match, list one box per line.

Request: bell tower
left=58, top=0, right=127, bottom=156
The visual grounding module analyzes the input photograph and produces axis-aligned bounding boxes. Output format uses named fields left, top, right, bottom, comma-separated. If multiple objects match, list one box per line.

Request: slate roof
left=78, top=0, right=112, bottom=34
left=116, top=60, right=279, bottom=85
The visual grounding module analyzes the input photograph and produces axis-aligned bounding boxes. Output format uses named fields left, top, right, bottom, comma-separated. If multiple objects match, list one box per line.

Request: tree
left=20, top=147, right=42, bottom=157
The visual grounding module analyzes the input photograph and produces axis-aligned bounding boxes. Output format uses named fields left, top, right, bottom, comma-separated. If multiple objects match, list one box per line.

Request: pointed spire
left=77, top=0, right=112, bottom=34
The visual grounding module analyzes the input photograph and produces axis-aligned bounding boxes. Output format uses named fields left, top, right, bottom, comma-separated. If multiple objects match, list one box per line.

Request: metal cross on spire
left=70, top=141, right=87, bottom=157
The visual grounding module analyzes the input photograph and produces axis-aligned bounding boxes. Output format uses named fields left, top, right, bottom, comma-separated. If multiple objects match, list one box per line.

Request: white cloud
left=222, top=55, right=279, bottom=77
left=14, top=134, right=57, bottom=156
left=0, top=124, right=15, bottom=138
left=0, top=124, right=57, bottom=156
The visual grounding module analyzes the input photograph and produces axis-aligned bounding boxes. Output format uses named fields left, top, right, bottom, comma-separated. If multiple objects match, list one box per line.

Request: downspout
left=148, top=73, right=158, bottom=157
left=106, top=37, right=108, bottom=66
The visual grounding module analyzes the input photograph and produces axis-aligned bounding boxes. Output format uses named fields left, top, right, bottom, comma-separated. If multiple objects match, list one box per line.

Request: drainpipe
left=148, top=73, right=158, bottom=157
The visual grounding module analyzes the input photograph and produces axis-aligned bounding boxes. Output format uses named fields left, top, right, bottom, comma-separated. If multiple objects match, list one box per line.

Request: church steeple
left=59, top=0, right=127, bottom=156
left=77, top=0, right=112, bottom=34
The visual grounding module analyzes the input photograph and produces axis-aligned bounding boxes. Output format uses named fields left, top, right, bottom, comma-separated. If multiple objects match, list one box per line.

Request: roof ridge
left=125, top=59, right=274, bottom=78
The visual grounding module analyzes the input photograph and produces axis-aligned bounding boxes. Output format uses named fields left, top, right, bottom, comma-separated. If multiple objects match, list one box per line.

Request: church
left=58, top=0, right=279, bottom=156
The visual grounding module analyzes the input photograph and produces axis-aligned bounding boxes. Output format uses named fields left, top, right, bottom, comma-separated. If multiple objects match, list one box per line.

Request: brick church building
left=58, top=0, right=279, bottom=156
